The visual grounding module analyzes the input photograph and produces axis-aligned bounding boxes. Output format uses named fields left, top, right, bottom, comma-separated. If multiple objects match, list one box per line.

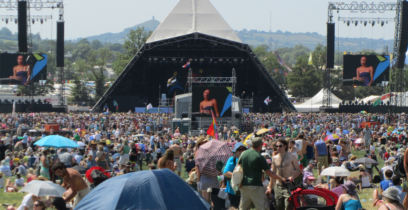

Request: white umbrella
left=320, top=166, right=350, bottom=177
left=21, top=180, right=65, bottom=197
left=354, top=138, right=363, bottom=144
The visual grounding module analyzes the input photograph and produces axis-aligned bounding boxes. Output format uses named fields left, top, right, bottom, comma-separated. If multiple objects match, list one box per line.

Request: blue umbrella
left=34, top=135, right=78, bottom=148
left=75, top=169, right=209, bottom=210
left=342, top=130, right=350, bottom=135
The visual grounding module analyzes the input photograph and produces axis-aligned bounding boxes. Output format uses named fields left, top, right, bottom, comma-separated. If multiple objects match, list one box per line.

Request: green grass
left=0, top=148, right=383, bottom=209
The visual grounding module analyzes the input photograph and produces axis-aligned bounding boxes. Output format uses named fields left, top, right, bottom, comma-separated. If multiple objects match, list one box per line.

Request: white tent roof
left=146, top=0, right=242, bottom=43
left=295, top=89, right=342, bottom=112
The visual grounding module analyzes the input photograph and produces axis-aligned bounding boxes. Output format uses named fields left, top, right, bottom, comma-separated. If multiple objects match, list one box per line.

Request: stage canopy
left=93, top=0, right=294, bottom=112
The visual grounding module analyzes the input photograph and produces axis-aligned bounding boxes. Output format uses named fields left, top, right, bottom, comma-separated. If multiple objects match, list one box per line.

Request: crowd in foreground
left=0, top=112, right=407, bottom=210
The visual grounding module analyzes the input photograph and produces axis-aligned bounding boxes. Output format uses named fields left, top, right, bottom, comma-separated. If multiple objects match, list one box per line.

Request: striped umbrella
left=324, top=134, right=340, bottom=141
left=195, top=140, right=232, bottom=177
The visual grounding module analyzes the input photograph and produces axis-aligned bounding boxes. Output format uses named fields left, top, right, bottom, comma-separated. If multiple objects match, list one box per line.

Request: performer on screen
left=9, top=55, right=30, bottom=85
left=200, top=89, right=219, bottom=117
left=353, top=56, right=373, bottom=86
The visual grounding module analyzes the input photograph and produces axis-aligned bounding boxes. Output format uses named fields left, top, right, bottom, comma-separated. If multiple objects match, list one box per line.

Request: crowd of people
left=0, top=112, right=407, bottom=210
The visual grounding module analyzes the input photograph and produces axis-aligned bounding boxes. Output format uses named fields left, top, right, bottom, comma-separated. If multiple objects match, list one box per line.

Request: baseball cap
left=233, top=142, right=246, bottom=153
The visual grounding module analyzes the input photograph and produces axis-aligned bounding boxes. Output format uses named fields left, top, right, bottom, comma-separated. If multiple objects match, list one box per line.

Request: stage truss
left=327, top=1, right=405, bottom=107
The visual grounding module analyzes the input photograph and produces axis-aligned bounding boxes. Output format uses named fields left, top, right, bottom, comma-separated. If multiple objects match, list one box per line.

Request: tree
left=17, top=80, right=55, bottom=96
left=112, top=27, right=152, bottom=76
left=287, top=54, right=323, bottom=97
left=69, top=77, right=91, bottom=105
left=253, top=45, right=287, bottom=88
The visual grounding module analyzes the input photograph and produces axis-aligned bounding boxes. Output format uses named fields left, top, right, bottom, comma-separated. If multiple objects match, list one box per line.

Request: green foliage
left=287, top=55, right=323, bottom=97
left=69, top=78, right=92, bottom=105
left=112, top=27, right=152, bottom=76
left=16, top=80, right=55, bottom=96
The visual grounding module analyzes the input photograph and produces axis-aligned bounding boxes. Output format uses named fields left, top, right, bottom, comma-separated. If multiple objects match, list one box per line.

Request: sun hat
left=382, top=186, right=401, bottom=202
left=342, top=181, right=357, bottom=195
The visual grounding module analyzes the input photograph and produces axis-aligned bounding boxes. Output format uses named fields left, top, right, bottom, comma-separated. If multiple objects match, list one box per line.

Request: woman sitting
left=373, top=186, right=404, bottom=210
left=335, top=181, right=362, bottom=210
left=357, top=164, right=372, bottom=190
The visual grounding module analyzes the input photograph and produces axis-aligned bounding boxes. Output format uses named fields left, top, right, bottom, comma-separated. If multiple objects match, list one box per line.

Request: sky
left=0, top=0, right=397, bottom=40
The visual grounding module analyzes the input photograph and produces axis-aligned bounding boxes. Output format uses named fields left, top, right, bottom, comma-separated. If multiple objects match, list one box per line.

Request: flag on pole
left=308, top=52, right=313, bottom=65
left=182, top=60, right=191, bottom=69
left=207, top=109, right=218, bottom=139
left=264, top=96, right=272, bottom=105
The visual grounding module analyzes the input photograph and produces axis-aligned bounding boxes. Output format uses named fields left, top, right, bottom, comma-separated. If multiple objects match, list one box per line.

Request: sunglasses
left=34, top=203, right=42, bottom=207
left=276, top=145, right=283, bottom=148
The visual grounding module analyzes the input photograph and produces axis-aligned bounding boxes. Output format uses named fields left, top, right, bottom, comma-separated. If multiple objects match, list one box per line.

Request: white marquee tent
left=295, top=89, right=342, bottom=112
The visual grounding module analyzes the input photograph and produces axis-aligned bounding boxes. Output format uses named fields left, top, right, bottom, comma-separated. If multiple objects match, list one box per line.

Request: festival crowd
left=0, top=112, right=407, bottom=210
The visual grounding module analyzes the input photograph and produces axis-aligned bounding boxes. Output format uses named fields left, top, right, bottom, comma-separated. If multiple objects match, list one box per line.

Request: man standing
left=314, top=137, right=328, bottom=174
left=363, top=125, right=372, bottom=150
left=239, top=137, right=283, bottom=210
left=52, top=162, right=89, bottom=207
left=271, top=139, right=302, bottom=210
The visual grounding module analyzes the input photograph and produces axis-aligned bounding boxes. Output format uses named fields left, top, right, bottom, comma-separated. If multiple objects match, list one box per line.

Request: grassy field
left=0, top=148, right=383, bottom=209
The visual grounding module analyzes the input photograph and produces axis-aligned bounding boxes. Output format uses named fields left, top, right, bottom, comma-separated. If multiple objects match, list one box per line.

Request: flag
left=275, top=52, right=293, bottom=72
left=373, top=98, right=381, bottom=107
left=182, top=60, right=191, bottom=69
left=308, top=52, right=313, bottom=65
left=207, top=109, right=218, bottom=139
left=381, top=93, right=392, bottom=101
left=146, top=103, right=153, bottom=112
left=113, top=100, right=119, bottom=111
left=220, top=93, right=232, bottom=117
left=167, top=77, right=177, bottom=87
left=264, top=96, right=271, bottom=105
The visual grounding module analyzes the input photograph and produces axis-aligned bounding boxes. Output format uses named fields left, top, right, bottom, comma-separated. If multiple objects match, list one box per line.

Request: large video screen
left=0, top=53, right=47, bottom=85
left=192, top=86, right=232, bottom=117
left=343, top=55, right=389, bottom=86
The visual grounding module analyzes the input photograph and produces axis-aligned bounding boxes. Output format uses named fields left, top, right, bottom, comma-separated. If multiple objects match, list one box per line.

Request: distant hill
left=83, top=18, right=393, bottom=53
left=83, top=17, right=160, bottom=43
left=0, top=17, right=394, bottom=53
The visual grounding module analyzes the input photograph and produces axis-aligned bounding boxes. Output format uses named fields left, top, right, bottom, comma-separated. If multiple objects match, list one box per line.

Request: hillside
left=83, top=18, right=160, bottom=43
left=82, top=18, right=392, bottom=52
left=0, top=18, right=394, bottom=53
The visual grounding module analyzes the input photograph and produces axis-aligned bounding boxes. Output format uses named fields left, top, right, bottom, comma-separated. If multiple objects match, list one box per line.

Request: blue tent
left=75, top=169, right=209, bottom=210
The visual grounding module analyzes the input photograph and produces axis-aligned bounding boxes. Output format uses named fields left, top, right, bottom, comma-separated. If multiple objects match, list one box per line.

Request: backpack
left=393, top=154, right=406, bottom=178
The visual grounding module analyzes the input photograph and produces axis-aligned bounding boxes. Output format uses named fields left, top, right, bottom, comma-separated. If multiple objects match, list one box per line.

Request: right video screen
left=343, top=54, right=390, bottom=86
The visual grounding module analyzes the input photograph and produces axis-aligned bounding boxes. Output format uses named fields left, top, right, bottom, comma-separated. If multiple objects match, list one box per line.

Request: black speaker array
left=396, top=1, right=408, bottom=69
left=326, top=23, right=335, bottom=69
left=18, top=0, right=27, bottom=53
left=56, top=21, right=64, bottom=67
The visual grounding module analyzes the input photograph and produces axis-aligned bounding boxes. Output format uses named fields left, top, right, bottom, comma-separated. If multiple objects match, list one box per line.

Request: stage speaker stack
left=18, top=0, right=27, bottom=53
left=326, top=23, right=335, bottom=69
left=56, top=21, right=64, bottom=67
left=396, top=1, right=408, bottom=69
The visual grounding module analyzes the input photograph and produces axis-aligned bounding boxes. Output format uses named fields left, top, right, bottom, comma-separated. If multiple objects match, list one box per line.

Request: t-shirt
left=380, top=179, right=393, bottom=191
left=223, top=156, right=238, bottom=195
left=18, top=194, right=34, bottom=210
left=239, top=149, right=269, bottom=186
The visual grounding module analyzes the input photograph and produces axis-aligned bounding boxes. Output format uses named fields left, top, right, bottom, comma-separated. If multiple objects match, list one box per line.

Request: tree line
left=0, top=27, right=391, bottom=105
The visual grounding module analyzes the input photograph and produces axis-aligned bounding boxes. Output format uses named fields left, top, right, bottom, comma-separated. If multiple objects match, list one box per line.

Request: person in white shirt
left=17, top=194, right=38, bottom=210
